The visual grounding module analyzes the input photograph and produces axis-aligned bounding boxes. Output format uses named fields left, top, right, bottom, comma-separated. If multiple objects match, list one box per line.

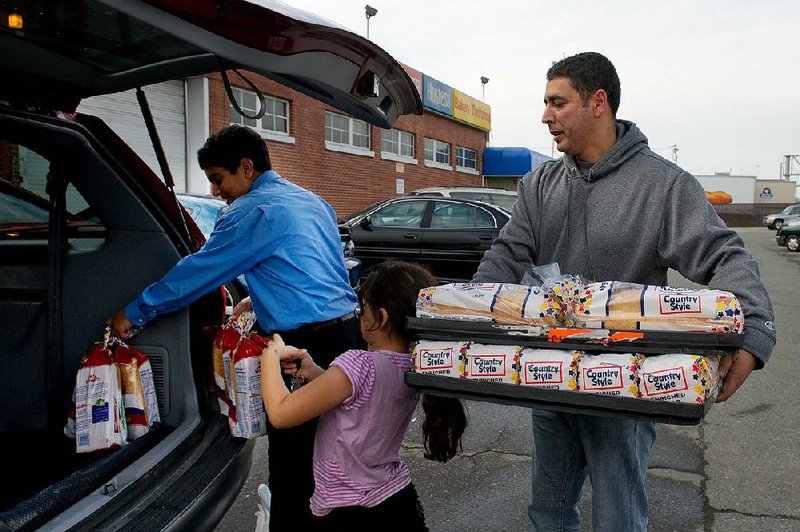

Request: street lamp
left=480, top=76, right=489, bottom=101
left=365, top=5, right=377, bottom=39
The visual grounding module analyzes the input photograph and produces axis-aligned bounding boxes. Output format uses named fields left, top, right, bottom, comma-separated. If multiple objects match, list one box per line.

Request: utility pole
left=783, top=155, right=800, bottom=181
left=671, top=144, right=679, bottom=164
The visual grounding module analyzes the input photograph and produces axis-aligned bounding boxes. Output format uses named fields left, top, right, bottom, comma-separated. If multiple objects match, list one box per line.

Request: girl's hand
left=266, top=333, right=321, bottom=381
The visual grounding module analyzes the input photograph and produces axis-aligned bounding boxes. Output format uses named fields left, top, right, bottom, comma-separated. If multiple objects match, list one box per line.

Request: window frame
left=423, top=137, right=452, bottom=171
left=455, top=146, right=479, bottom=175
left=229, top=87, right=295, bottom=144
left=380, top=128, right=417, bottom=164
left=325, top=111, right=374, bottom=158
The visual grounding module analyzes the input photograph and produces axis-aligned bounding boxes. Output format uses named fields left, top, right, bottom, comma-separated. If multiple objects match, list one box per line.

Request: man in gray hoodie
left=473, top=52, right=775, bottom=531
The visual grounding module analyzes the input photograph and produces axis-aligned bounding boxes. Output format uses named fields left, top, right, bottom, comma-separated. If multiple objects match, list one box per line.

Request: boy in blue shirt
left=108, top=124, right=362, bottom=530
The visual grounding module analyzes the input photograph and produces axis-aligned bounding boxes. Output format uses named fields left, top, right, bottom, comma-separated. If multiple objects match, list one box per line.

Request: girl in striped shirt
left=261, top=260, right=467, bottom=531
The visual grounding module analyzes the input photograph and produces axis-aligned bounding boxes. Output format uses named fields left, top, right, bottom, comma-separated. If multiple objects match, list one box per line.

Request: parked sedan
left=776, top=220, right=800, bottom=252
left=341, top=197, right=510, bottom=282
left=0, top=1, right=416, bottom=530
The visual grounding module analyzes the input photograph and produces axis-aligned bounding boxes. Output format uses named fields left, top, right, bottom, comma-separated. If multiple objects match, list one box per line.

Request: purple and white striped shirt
left=310, top=349, right=418, bottom=516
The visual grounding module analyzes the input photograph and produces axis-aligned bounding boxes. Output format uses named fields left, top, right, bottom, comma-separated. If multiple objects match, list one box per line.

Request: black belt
left=283, top=311, right=357, bottom=334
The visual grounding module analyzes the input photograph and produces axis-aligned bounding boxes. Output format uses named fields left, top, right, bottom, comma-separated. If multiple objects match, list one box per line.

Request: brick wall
left=208, top=72, right=489, bottom=218
left=713, top=203, right=796, bottom=227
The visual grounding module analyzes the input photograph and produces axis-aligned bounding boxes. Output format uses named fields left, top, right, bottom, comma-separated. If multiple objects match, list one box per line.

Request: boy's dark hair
left=197, top=124, right=271, bottom=173
left=547, top=52, right=621, bottom=115
left=358, top=260, right=468, bottom=463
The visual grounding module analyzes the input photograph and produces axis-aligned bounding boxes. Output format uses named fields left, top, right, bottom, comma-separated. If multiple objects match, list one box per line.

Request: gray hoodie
left=474, top=120, right=775, bottom=366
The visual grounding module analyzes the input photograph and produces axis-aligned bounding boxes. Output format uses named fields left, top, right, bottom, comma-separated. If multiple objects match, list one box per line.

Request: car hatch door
left=0, top=0, right=420, bottom=127
left=101, top=0, right=422, bottom=127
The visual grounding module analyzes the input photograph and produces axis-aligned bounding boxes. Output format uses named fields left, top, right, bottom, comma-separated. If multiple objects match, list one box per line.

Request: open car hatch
left=0, top=0, right=421, bottom=127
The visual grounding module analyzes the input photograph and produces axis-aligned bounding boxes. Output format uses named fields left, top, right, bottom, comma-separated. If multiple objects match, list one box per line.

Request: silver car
left=763, top=204, right=800, bottom=230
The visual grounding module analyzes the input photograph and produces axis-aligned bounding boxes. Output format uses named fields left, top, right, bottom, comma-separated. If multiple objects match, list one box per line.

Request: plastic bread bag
left=412, top=340, right=468, bottom=378
left=111, top=334, right=161, bottom=439
left=416, top=283, right=563, bottom=326
left=74, top=340, right=127, bottom=453
left=577, top=352, right=643, bottom=398
left=571, top=281, right=743, bottom=333
left=212, top=311, right=257, bottom=416
left=518, top=348, right=580, bottom=390
left=229, top=333, right=270, bottom=439
left=462, top=342, right=522, bottom=384
left=638, top=354, right=720, bottom=403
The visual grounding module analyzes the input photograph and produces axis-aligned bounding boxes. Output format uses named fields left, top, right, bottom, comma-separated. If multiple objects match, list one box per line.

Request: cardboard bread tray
left=405, top=372, right=714, bottom=425
left=407, top=317, right=742, bottom=356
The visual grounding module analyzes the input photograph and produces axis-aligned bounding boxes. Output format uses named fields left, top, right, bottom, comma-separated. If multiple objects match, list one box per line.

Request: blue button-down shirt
left=125, top=171, right=357, bottom=332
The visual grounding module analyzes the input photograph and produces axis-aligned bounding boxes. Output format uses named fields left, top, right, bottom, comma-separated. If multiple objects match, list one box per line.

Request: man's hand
left=107, top=309, right=135, bottom=339
left=716, top=349, right=758, bottom=402
left=232, top=296, right=253, bottom=319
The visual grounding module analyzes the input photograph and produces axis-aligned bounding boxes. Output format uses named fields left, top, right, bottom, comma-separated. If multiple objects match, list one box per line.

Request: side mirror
left=359, top=215, right=373, bottom=230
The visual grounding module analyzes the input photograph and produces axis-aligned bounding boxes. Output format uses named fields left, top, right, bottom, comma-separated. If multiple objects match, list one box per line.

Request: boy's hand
left=106, top=309, right=135, bottom=339
left=232, top=296, right=253, bottom=319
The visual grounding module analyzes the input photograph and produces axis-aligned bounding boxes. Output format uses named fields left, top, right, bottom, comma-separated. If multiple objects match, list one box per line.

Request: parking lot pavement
left=216, top=227, right=800, bottom=532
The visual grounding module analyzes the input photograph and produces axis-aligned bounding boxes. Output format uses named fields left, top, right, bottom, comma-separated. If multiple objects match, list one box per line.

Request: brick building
left=79, top=66, right=491, bottom=219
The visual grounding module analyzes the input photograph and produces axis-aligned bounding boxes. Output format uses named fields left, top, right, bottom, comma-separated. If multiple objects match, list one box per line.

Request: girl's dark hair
left=358, top=260, right=468, bottom=463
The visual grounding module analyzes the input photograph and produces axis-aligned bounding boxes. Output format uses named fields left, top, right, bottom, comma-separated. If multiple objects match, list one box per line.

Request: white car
left=763, top=204, right=800, bottom=230
left=407, top=186, right=517, bottom=212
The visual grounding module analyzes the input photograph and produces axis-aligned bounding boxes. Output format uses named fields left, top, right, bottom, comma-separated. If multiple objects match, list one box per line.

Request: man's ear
left=592, top=89, right=608, bottom=119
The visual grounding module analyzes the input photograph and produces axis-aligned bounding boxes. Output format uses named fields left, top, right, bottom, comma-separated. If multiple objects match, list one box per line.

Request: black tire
left=774, top=219, right=784, bottom=230
left=787, top=235, right=800, bottom=252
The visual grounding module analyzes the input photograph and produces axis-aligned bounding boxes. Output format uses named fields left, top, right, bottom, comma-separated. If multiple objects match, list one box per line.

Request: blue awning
left=483, top=147, right=552, bottom=177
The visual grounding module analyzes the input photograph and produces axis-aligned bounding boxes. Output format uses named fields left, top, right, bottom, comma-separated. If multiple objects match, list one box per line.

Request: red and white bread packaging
left=463, top=343, right=521, bottom=384
left=577, top=353, right=643, bottom=398
left=412, top=340, right=467, bottom=378
left=113, top=340, right=161, bottom=440
left=229, top=333, right=270, bottom=439
left=638, top=354, right=720, bottom=403
left=74, top=343, right=127, bottom=453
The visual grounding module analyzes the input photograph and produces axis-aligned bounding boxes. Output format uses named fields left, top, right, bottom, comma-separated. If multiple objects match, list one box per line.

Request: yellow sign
left=452, top=90, right=491, bottom=131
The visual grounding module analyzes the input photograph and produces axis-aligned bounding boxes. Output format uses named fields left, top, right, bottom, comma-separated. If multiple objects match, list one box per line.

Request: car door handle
left=479, top=235, right=494, bottom=240
left=404, top=234, right=419, bottom=239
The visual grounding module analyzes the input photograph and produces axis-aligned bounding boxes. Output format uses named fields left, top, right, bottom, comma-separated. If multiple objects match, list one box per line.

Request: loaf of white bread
left=416, top=283, right=564, bottom=326
left=570, top=281, right=743, bottom=333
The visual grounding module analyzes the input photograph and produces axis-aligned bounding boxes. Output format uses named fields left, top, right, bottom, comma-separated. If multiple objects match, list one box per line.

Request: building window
left=456, top=146, right=477, bottom=171
left=229, top=88, right=290, bottom=136
left=424, top=138, right=450, bottom=165
left=325, top=112, right=371, bottom=150
left=380, top=129, right=416, bottom=164
left=381, top=129, right=415, bottom=158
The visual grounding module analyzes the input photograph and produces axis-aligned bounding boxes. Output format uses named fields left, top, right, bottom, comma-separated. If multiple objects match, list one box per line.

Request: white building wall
left=695, top=175, right=755, bottom=203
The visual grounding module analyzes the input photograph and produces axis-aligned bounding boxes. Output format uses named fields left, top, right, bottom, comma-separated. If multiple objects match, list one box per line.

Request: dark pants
left=261, top=315, right=364, bottom=532
left=315, top=483, right=428, bottom=531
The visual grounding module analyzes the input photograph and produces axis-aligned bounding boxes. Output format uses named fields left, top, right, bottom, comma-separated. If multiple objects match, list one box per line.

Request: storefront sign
left=422, top=74, right=452, bottom=116
left=401, top=63, right=423, bottom=100
left=452, top=89, right=491, bottom=131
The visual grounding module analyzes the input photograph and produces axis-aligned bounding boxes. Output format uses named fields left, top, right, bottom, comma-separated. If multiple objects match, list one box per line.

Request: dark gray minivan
left=0, top=1, right=419, bottom=530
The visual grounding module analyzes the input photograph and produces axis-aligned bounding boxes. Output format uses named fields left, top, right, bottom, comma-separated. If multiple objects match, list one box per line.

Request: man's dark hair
left=547, top=52, right=621, bottom=115
left=197, top=124, right=271, bottom=173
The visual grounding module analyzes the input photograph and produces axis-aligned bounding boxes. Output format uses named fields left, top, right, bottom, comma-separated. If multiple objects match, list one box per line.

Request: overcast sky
left=290, top=0, right=800, bottom=184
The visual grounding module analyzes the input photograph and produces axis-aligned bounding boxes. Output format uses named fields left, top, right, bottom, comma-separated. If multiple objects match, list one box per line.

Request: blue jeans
left=528, top=410, right=657, bottom=532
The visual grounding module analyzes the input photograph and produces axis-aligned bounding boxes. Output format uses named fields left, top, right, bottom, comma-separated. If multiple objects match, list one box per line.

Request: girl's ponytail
left=421, top=394, right=467, bottom=463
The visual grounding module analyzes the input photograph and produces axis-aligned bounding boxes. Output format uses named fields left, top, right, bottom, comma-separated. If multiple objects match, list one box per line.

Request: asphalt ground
left=216, top=227, right=800, bottom=531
